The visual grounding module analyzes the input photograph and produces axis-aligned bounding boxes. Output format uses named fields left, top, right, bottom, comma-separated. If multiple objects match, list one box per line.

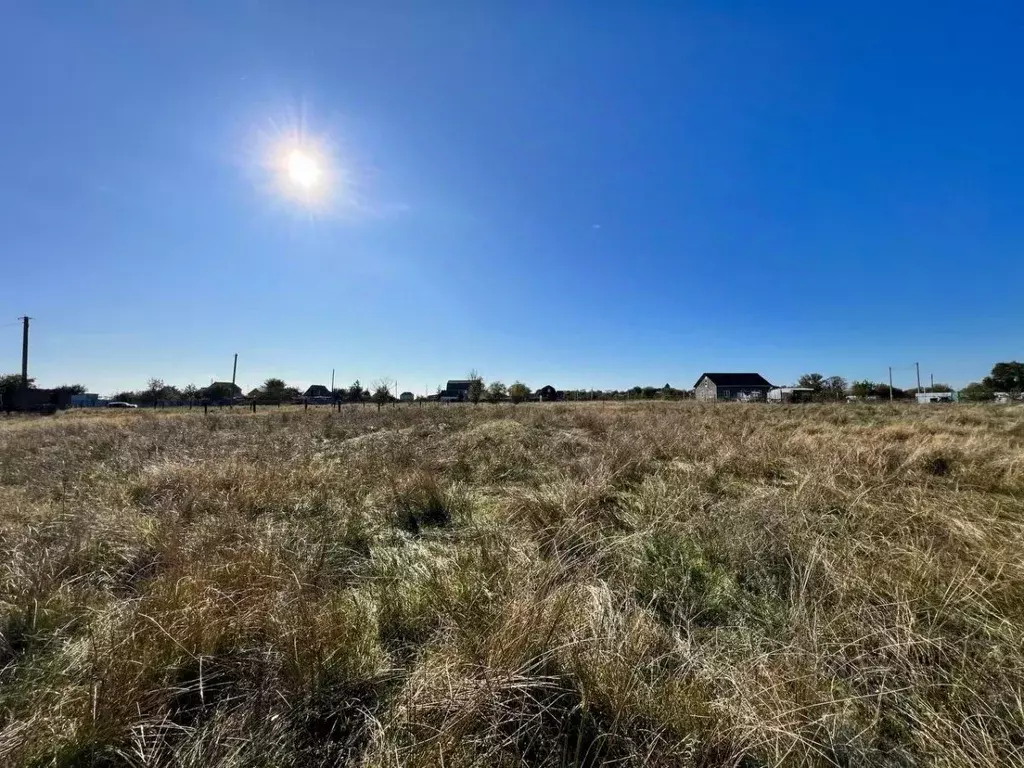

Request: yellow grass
left=1, top=402, right=1023, bottom=766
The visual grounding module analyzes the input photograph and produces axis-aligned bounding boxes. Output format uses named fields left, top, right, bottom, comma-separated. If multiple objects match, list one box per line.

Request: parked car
left=107, top=401, right=138, bottom=409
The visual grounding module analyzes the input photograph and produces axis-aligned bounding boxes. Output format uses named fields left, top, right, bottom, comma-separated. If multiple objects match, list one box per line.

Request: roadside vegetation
left=1, top=402, right=1023, bottom=766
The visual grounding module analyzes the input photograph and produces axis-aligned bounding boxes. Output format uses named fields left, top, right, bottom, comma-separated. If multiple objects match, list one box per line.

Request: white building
left=768, top=387, right=815, bottom=403
left=916, top=392, right=955, bottom=404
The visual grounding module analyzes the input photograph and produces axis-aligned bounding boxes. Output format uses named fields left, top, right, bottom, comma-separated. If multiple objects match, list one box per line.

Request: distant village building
left=441, top=380, right=472, bottom=402
left=536, top=385, right=560, bottom=402
left=71, top=393, right=102, bottom=408
left=916, top=392, right=956, bottom=404
left=204, top=382, right=242, bottom=402
left=304, top=385, right=332, bottom=399
left=399, top=391, right=414, bottom=402
left=694, top=373, right=774, bottom=402
left=768, top=387, right=814, bottom=404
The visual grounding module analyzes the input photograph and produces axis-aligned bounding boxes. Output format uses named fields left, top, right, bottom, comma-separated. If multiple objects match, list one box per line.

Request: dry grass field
left=1, top=402, right=1023, bottom=767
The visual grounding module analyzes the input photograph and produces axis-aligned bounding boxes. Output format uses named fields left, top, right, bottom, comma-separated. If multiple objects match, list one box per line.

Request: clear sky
left=1, top=2, right=1021, bottom=395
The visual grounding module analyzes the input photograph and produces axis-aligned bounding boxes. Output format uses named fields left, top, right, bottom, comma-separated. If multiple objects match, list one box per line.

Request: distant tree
left=348, top=380, right=364, bottom=404
left=508, top=381, right=531, bottom=405
left=642, top=386, right=658, bottom=399
left=486, top=381, right=507, bottom=404
left=821, top=376, right=847, bottom=400
left=53, top=384, right=87, bottom=396
left=0, top=373, right=34, bottom=389
left=850, top=380, right=876, bottom=398
left=182, top=384, right=200, bottom=409
left=959, top=382, right=993, bottom=402
left=865, top=382, right=908, bottom=400
left=371, top=378, right=394, bottom=412
left=145, top=378, right=166, bottom=407
left=0, top=373, right=35, bottom=410
left=262, top=378, right=287, bottom=402
left=467, top=370, right=484, bottom=405
left=928, top=382, right=953, bottom=393
left=798, top=373, right=825, bottom=393
left=111, top=391, right=136, bottom=403
left=982, top=361, right=1024, bottom=393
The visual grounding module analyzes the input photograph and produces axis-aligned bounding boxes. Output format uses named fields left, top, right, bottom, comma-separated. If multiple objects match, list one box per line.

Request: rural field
left=1, top=402, right=1023, bottom=767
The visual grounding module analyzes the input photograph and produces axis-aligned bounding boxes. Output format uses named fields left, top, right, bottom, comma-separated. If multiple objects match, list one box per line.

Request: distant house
left=694, top=373, right=774, bottom=402
left=536, top=385, right=560, bottom=402
left=399, top=391, right=414, bottom=402
left=441, top=380, right=472, bottom=402
left=203, top=382, right=242, bottom=403
left=304, top=385, right=332, bottom=399
left=71, top=393, right=102, bottom=408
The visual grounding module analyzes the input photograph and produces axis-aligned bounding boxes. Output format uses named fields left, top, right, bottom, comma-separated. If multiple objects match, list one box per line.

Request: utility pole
left=231, top=353, right=238, bottom=409
left=331, top=368, right=335, bottom=393
left=915, top=362, right=922, bottom=394
left=19, top=316, right=30, bottom=391
left=930, top=373, right=934, bottom=392
left=888, top=366, right=894, bottom=401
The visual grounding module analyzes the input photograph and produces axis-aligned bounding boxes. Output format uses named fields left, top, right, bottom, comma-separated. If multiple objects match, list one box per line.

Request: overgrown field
left=1, top=403, right=1023, bottom=767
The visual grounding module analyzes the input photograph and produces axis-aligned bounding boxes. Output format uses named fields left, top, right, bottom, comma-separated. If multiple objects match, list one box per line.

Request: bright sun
left=286, top=150, right=322, bottom=188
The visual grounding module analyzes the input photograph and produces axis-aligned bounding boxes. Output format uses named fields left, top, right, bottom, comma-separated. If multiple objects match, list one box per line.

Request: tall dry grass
left=1, top=402, right=1023, bottom=766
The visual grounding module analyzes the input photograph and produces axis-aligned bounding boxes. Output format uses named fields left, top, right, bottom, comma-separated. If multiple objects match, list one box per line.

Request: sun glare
left=286, top=149, right=321, bottom=189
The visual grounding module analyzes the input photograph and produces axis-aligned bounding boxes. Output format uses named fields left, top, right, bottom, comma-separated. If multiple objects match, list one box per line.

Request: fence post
left=203, top=403, right=208, bottom=415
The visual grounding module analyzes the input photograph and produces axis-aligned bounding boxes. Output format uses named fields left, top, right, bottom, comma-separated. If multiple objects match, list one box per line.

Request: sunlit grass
left=1, top=402, right=1022, bottom=765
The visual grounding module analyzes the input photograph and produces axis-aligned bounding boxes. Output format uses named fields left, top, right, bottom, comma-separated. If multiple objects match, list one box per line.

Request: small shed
left=768, top=387, right=815, bottom=404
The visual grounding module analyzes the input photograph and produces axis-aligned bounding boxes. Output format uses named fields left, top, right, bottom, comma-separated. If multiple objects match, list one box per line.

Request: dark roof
left=304, top=385, right=331, bottom=397
left=694, top=372, right=773, bottom=388
left=445, top=380, right=471, bottom=390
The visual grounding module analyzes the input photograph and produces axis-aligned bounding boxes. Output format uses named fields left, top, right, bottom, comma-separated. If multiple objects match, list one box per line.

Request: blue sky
left=1, top=2, right=1021, bottom=395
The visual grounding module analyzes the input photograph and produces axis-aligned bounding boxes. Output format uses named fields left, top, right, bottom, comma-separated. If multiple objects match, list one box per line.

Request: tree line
left=3, top=360, right=1021, bottom=409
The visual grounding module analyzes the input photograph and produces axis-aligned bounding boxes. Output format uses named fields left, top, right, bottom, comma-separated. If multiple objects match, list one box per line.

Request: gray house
left=694, top=373, right=773, bottom=402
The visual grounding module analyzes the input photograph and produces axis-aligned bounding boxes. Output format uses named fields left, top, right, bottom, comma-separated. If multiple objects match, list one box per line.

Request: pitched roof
left=445, top=380, right=472, bottom=390
left=304, top=385, right=331, bottom=397
left=694, top=372, right=773, bottom=388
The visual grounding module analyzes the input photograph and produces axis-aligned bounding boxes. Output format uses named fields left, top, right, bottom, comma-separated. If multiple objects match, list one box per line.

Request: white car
left=107, top=401, right=138, bottom=409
